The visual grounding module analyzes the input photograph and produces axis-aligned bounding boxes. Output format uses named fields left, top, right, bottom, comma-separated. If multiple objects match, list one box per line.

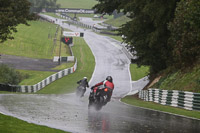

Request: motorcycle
left=76, top=85, right=86, bottom=98
left=88, top=86, right=110, bottom=111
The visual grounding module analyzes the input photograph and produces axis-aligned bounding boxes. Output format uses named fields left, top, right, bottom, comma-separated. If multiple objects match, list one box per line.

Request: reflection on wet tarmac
left=0, top=94, right=200, bottom=133
left=88, top=110, right=110, bottom=133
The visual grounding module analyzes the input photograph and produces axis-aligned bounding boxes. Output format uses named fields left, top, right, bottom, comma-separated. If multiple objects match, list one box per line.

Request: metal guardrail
left=139, top=89, right=200, bottom=111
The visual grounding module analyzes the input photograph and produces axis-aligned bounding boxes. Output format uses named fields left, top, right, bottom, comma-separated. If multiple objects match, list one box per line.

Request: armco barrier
left=9, top=59, right=77, bottom=93
left=139, top=89, right=200, bottom=111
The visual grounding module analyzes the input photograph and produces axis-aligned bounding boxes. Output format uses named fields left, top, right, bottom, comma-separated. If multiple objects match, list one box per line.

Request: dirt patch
left=143, top=76, right=161, bottom=90
left=147, top=76, right=161, bottom=88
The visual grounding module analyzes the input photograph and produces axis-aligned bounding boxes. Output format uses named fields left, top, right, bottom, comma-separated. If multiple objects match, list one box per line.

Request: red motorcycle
left=88, top=86, right=110, bottom=111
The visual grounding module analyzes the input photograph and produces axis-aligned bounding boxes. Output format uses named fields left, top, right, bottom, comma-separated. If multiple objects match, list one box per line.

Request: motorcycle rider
left=77, top=77, right=89, bottom=97
left=92, top=76, right=114, bottom=102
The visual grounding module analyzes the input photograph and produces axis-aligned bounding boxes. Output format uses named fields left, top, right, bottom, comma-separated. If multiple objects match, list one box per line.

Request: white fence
left=11, top=59, right=77, bottom=93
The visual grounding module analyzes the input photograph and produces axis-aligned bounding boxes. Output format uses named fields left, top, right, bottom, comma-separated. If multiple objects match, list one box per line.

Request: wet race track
left=0, top=94, right=200, bottom=133
left=0, top=55, right=59, bottom=72
left=0, top=15, right=200, bottom=133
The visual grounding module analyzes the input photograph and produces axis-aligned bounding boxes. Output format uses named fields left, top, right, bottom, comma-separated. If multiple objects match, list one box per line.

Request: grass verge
left=57, top=0, right=97, bottom=9
left=52, top=62, right=74, bottom=70
left=104, top=15, right=131, bottom=27
left=130, top=64, right=149, bottom=81
left=121, top=95, right=200, bottom=119
left=37, top=37, right=95, bottom=94
left=17, top=70, right=55, bottom=85
left=0, top=113, right=67, bottom=133
left=153, top=64, right=200, bottom=93
left=0, top=21, right=57, bottom=59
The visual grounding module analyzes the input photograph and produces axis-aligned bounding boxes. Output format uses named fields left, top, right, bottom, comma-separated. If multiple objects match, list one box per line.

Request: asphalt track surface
left=0, top=54, right=59, bottom=72
left=0, top=15, right=200, bottom=133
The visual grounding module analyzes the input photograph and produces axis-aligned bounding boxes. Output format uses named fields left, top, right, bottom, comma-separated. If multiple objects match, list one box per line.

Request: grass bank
left=152, top=64, right=200, bottom=93
left=57, top=0, right=97, bottom=9
left=37, top=37, right=95, bottom=94
left=0, top=113, right=67, bottom=133
left=0, top=21, right=57, bottom=59
left=104, top=15, right=131, bottom=27
left=130, top=64, right=149, bottom=81
left=121, top=95, right=200, bottom=119
left=18, top=70, right=55, bottom=85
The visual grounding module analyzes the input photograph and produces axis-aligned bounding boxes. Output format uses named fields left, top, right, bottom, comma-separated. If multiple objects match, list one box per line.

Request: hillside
left=0, top=21, right=57, bottom=59
left=104, top=15, right=131, bottom=27
left=151, top=63, right=200, bottom=93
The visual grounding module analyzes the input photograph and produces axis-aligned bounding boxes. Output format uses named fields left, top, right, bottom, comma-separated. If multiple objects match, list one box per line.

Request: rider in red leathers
left=92, top=76, right=114, bottom=102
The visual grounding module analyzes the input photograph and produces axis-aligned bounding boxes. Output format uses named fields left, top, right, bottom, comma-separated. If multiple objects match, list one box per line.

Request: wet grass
left=121, top=95, right=200, bottom=119
left=57, top=0, right=97, bottom=9
left=52, top=62, right=74, bottom=70
left=153, top=64, right=200, bottom=93
left=130, top=64, right=149, bottom=81
left=104, top=15, right=131, bottom=27
left=37, top=37, right=95, bottom=94
left=0, top=113, right=67, bottom=133
left=0, top=21, right=57, bottom=59
left=17, top=70, right=55, bottom=85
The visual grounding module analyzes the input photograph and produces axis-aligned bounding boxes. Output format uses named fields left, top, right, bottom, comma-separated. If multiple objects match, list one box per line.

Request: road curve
left=0, top=15, right=200, bottom=133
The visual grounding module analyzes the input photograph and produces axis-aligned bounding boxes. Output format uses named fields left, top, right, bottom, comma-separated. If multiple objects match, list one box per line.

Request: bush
left=0, top=64, right=25, bottom=85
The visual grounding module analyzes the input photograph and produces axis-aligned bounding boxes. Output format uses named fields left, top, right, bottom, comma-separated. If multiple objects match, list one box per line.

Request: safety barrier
left=139, top=89, right=200, bottom=111
left=53, top=56, right=75, bottom=62
left=10, top=59, right=77, bottom=93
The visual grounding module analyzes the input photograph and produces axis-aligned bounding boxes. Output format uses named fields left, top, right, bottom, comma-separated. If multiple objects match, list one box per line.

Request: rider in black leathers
left=77, top=77, right=89, bottom=97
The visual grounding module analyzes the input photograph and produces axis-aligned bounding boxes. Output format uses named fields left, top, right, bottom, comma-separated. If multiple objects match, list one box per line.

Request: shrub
left=0, top=64, right=24, bottom=85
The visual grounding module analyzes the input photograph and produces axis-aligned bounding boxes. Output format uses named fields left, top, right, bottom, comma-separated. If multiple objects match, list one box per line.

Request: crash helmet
left=106, top=76, right=113, bottom=82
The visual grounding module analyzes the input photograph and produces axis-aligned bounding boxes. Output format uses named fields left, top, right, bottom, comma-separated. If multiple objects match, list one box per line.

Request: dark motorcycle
left=88, top=87, right=110, bottom=111
left=76, top=85, right=86, bottom=98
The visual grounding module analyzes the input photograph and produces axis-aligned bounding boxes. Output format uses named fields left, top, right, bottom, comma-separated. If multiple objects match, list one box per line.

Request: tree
left=93, top=0, right=179, bottom=75
left=168, top=0, right=200, bottom=68
left=0, top=0, right=35, bottom=43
